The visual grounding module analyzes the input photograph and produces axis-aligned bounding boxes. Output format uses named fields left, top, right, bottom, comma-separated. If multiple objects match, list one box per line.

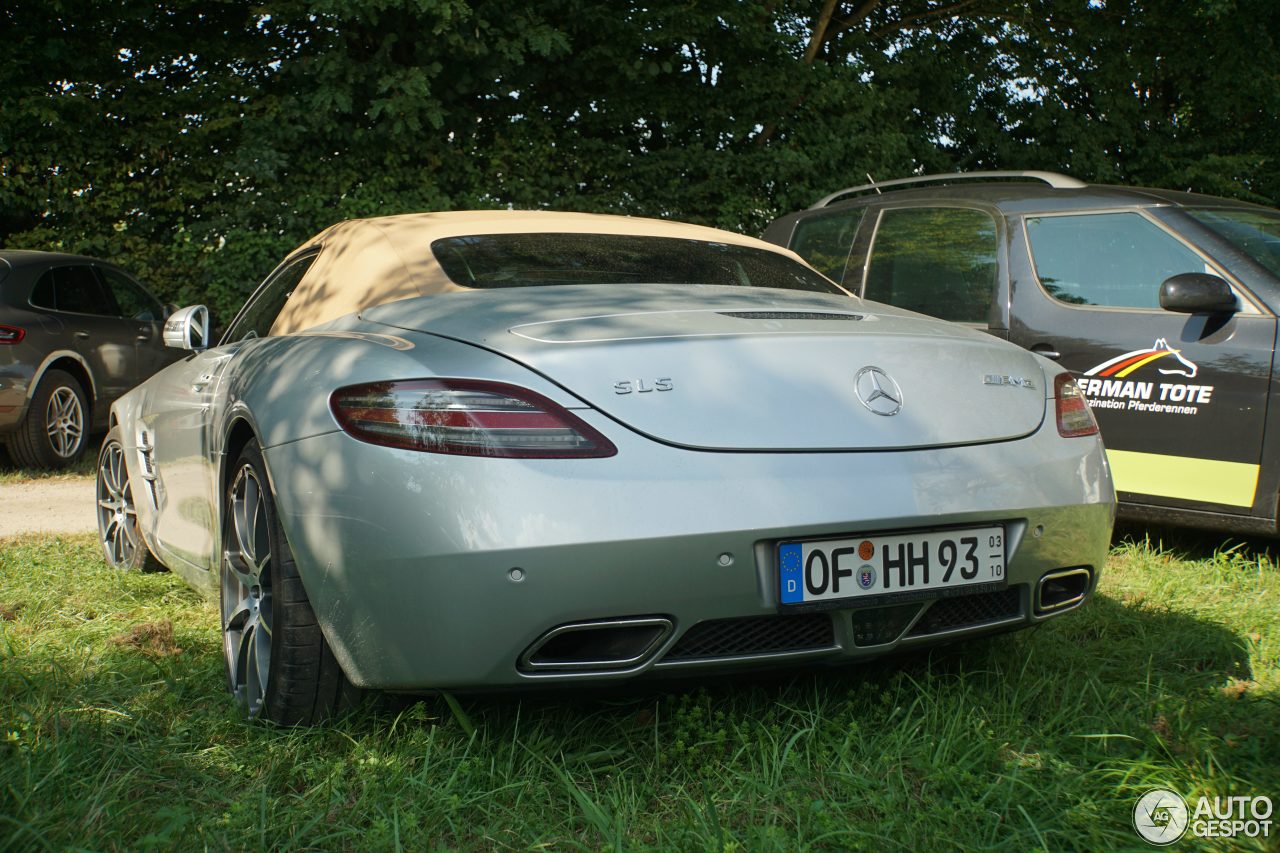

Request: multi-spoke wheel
left=220, top=439, right=360, bottom=724
left=95, top=426, right=165, bottom=572
left=8, top=369, right=89, bottom=469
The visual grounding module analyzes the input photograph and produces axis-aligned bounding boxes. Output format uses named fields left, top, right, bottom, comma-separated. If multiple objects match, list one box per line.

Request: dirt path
left=0, top=478, right=97, bottom=537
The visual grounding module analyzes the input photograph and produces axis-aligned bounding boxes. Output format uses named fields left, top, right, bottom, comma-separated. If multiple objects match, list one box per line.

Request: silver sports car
left=97, top=211, right=1115, bottom=724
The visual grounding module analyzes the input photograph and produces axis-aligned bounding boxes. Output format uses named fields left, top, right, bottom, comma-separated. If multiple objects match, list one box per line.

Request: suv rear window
left=790, top=208, right=865, bottom=281
left=862, top=207, right=997, bottom=322
left=430, top=233, right=844, bottom=295
left=31, top=266, right=117, bottom=315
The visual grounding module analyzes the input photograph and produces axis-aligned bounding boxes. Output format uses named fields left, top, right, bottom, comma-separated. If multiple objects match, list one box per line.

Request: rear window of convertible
left=430, top=233, right=845, bottom=294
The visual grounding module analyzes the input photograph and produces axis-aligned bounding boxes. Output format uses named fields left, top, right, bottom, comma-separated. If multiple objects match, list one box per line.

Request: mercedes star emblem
left=854, top=366, right=903, bottom=416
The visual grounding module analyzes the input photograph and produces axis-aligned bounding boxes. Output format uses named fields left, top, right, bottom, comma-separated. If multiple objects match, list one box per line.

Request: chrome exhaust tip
left=519, top=616, right=674, bottom=673
left=1036, top=567, right=1092, bottom=615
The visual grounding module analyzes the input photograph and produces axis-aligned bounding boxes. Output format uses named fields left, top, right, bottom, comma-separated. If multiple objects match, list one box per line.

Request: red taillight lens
left=0, top=325, right=25, bottom=344
left=330, top=379, right=618, bottom=458
left=1054, top=373, right=1098, bottom=437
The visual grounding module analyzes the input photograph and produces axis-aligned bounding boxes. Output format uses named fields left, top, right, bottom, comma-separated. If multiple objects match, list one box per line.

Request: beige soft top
left=270, top=210, right=810, bottom=335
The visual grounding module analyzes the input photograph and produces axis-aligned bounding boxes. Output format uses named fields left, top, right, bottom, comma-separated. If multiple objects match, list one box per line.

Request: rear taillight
left=330, top=379, right=617, bottom=458
left=0, top=325, right=25, bottom=344
left=1054, top=373, right=1098, bottom=437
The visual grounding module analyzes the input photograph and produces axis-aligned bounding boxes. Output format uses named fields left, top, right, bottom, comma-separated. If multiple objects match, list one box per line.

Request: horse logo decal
left=1084, top=338, right=1198, bottom=380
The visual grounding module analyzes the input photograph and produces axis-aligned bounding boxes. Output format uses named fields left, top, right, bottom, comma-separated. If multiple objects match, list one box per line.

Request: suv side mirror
left=163, top=305, right=211, bottom=351
left=1159, top=273, right=1237, bottom=314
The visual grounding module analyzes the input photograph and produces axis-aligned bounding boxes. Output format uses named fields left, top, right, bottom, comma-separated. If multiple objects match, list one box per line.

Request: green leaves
left=2, top=0, right=1277, bottom=320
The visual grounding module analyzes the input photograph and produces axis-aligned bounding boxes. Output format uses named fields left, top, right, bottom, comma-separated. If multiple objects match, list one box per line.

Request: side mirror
left=163, top=305, right=211, bottom=351
left=1159, top=273, right=1237, bottom=314
left=162, top=303, right=179, bottom=320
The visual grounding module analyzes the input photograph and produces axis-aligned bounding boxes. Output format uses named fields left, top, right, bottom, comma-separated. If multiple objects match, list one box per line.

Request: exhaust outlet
left=519, top=617, right=673, bottom=672
left=1036, top=567, right=1091, bottom=615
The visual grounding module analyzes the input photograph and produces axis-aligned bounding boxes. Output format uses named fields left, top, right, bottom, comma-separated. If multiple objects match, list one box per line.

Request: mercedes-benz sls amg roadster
left=96, top=211, right=1115, bottom=724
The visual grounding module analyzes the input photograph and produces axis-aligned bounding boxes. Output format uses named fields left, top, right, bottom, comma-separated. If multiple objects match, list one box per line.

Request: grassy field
left=1, top=529, right=1276, bottom=851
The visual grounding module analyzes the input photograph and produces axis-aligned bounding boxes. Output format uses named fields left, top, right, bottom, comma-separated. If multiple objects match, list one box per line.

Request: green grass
left=1, top=529, right=1276, bottom=851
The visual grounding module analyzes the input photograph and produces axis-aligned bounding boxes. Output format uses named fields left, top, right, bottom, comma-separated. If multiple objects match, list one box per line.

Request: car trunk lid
left=362, top=286, right=1047, bottom=451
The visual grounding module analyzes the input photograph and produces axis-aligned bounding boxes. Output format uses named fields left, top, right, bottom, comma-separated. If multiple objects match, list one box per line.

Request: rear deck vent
left=663, top=613, right=834, bottom=661
left=906, top=587, right=1022, bottom=637
left=717, top=311, right=864, bottom=322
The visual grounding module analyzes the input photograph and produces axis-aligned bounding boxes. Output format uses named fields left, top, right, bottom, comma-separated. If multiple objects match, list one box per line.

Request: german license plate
left=778, top=525, right=1006, bottom=608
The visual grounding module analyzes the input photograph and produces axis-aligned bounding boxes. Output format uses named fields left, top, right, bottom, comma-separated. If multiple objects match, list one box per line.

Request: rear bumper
left=0, top=357, right=35, bottom=434
left=265, top=413, right=1114, bottom=690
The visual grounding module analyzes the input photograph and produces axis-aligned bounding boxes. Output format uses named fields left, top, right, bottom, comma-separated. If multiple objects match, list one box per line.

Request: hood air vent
left=717, top=311, right=864, bottom=321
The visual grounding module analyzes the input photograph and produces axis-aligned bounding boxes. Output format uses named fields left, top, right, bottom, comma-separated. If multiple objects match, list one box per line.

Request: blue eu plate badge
left=779, top=543, right=804, bottom=604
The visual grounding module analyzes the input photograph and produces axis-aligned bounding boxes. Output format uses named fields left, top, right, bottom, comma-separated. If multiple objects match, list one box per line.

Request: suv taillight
left=330, top=379, right=617, bottom=458
left=0, top=325, right=25, bottom=344
left=1054, top=374, right=1099, bottom=437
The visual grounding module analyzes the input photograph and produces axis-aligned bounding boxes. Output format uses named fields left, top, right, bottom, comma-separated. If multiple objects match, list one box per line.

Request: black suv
left=764, top=171, right=1280, bottom=535
left=0, top=251, right=177, bottom=468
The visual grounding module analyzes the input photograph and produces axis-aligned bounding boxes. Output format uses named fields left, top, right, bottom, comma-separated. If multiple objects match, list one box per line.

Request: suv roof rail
left=809, top=171, right=1087, bottom=209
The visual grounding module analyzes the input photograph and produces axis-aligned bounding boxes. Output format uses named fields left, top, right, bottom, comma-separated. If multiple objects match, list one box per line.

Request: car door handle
left=1030, top=344, right=1061, bottom=360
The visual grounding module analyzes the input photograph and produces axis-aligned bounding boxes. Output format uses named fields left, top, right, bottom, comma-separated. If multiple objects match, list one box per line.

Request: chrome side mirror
left=163, top=305, right=210, bottom=351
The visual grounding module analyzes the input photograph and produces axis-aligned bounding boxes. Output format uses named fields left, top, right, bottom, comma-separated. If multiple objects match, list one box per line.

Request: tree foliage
left=2, top=0, right=1277, bottom=319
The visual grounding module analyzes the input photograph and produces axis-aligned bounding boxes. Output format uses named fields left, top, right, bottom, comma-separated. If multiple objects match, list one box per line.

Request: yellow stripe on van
left=1106, top=449, right=1259, bottom=508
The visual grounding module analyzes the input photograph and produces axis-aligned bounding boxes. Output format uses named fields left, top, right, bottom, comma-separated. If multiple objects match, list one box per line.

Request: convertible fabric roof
left=270, top=210, right=807, bottom=335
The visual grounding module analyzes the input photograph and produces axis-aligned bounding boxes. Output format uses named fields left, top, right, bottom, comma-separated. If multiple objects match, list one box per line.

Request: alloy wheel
left=96, top=441, right=139, bottom=565
left=45, top=386, right=84, bottom=458
left=222, top=464, right=274, bottom=717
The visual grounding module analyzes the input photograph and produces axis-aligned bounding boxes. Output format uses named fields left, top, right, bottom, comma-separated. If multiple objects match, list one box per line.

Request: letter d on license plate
left=778, top=525, right=1006, bottom=607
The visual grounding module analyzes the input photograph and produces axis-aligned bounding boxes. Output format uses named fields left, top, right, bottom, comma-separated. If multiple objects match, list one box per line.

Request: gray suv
left=764, top=171, right=1280, bottom=535
left=0, top=251, right=177, bottom=468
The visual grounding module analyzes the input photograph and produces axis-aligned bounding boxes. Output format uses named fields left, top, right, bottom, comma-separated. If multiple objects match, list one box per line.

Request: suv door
left=96, top=265, right=174, bottom=383
left=30, top=265, right=137, bottom=405
left=1010, top=210, right=1277, bottom=515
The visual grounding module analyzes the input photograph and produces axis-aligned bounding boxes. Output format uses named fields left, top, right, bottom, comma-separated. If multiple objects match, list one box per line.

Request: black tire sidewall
left=21, top=369, right=89, bottom=468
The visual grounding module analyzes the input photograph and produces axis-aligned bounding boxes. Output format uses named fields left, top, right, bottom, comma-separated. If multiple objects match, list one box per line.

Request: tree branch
left=756, top=1, right=880, bottom=147
left=869, top=0, right=984, bottom=39
left=802, top=0, right=841, bottom=64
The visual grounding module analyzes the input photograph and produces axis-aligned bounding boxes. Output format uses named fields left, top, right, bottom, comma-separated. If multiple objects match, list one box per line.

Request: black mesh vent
left=907, top=587, right=1022, bottom=637
left=717, top=311, right=864, bottom=321
left=851, top=603, right=923, bottom=647
left=663, top=613, right=835, bottom=661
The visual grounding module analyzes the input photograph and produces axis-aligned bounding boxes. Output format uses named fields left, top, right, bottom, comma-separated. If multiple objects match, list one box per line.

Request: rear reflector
left=0, top=325, right=25, bottom=344
left=1054, top=374, right=1098, bottom=437
left=330, top=378, right=617, bottom=458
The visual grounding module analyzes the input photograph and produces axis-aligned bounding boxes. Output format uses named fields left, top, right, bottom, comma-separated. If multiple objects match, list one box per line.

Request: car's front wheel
left=96, top=426, right=165, bottom=572
left=8, top=369, right=88, bottom=469
left=220, top=439, right=360, bottom=724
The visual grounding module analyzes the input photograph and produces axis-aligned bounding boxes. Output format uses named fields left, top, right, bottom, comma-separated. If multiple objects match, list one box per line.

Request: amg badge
left=984, top=374, right=1036, bottom=389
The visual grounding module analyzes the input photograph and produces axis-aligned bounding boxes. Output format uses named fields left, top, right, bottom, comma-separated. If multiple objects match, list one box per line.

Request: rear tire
left=96, top=426, right=166, bottom=572
left=8, top=369, right=88, bottom=469
left=220, top=439, right=361, bottom=724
